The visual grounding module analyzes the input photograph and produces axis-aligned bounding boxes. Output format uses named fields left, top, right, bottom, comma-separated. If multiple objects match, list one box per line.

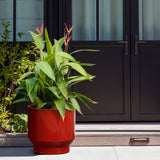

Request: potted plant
left=15, top=23, right=97, bottom=154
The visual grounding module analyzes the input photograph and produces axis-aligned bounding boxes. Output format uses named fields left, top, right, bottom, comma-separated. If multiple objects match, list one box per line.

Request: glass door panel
left=72, top=0, right=123, bottom=41
left=99, top=0, right=123, bottom=40
left=0, top=0, right=13, bottom=41
left=16, top=0, right=43, bottom=41
left=139, top=0, right=160, bottom=40
left=72, top=0, right=96, bottom=41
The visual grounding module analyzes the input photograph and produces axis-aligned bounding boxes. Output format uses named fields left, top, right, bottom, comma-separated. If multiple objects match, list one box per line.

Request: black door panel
left=132, top=44, right=160, bottom=121
left=71, top=43, right=130, bottom=122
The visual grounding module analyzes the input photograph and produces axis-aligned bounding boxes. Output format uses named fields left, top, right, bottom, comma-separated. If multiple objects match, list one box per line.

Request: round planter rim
left=28, top=105, right=74, bottom=112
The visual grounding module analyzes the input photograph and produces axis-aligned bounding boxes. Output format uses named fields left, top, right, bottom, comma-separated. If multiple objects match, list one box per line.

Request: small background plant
left=11, top=114, right=28, bottom=133
left=0, top=20, right=39, bottom=133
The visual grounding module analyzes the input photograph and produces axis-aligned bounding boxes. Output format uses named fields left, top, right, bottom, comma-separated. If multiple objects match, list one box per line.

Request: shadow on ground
left=0, top=147, right=37, bottom=157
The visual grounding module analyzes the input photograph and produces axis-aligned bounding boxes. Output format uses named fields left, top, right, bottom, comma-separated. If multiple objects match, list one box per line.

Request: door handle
left=135, top=35, right=146, bottom=55
left=117, top=35, right=128, bottom=55
left=130, top=138, right=150, bottom=143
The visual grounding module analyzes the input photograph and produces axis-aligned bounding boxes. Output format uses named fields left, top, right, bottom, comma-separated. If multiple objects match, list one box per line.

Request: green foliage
left=0, top=104, right=12, bottom=132
left=11, top=114, right=28, bottom=133
left=0, top=20, right=39, bottom=132
left=15, top=26, right=98, bottom=120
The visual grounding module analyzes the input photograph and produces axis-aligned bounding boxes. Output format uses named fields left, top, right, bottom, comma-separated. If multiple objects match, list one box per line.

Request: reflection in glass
left=99, top=0, right=123, bottom=40
left=72, top=0, right=96, bottom=41
left=0, top=0, right=13, bottom=41
left=139, top=0, right=160, bottom=40
left=16, top=0, right=43, bottom=41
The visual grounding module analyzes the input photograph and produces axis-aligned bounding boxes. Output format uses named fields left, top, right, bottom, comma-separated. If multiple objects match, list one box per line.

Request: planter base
left=34, top=146, right=69, bottom=154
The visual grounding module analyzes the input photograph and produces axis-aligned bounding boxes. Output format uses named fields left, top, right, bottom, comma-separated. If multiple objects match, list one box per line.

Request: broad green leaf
left=58, top=37, right=64, bottom=47
left=53, top=37, right=64, bottom=52
left=54, top=39, right=64, bottom=68
left=39, top=70, right=52, bottom=87
left=26, top=80, right=38, bottom=104
left=15, top=87, right=27, bottom=95
left=16, top=86, right=26, bottom=91
left=62, top=59, right=69, bottom=75
left=43, top=51, right=48, bottom=57
left=12, top=97, right=29, bottom=104
left=47, top=86, right=59, bottom=98
left=70, top=98, right=83, bottom=115
left=36, top=61, right=55, bottom=81
left=45, top=28, right=52, bottom=55
left=56, top=52, right=76, bottom=62
left=56, top=81, right=68, bottom=100
left=72, top=92, right=98, bottom=104
left=38, top=77, right=45, bottom=88
left=25, top=79, right=30, bottom=94
left=29, top=82, right=38, bottom=104
left=68, top=93, right=76, bottom=98
left=38, top=102, right=47, bottom=109
left=29, top=31, right=45, bottom=50
left=67, top=75, right=95, bottom=84
left=54, top=39, right=63, bottom=53
left=54, top=99, right=66, bottom=120
left=67, top=62, right=89, bottom=79
left=18, top=72, right=34, bottom=81
left=44, top=53, right=55, bottom=69
left=71, top=49, right=100, bottom=55
left=65, top=103, right=75, bottom=111
left=35, top=65, right=40, bottom=75
left=26, top=77, right=37, bottom=93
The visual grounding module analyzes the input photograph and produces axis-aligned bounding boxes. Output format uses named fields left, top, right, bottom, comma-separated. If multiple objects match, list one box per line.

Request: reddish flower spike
left=67, top=35, right=72, bottom=43
left=34, top=28, right=40, bottom=34
left=69, top=25, right=74, bottom=32
left=40, top=23, right=44, bottom=36
left=64, top=34, right=67, bottom=44
left=64, top=23, right=69, bottom=33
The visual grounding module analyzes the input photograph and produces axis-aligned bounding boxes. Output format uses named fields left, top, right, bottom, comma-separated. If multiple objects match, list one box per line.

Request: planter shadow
left=0, top=133, right=32, bottom=147
left=0, top=147, right=38, bottom=157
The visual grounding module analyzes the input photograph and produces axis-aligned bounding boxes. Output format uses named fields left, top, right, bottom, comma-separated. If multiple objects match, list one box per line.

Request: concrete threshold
left=75, top=122, right=160, bottom=132
left=72, top=123, right=160, bottom=146
left=0, top=123, right=160, bottom=147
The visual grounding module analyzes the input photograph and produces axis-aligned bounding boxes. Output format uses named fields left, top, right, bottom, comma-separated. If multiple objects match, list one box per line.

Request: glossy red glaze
left=28, top=105, right=75, bottom=154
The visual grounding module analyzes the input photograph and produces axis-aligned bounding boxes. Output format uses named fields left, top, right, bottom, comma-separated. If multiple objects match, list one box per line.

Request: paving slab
left=1, top=146, right=160, bottom=160
left=115, top=146, right=160, bottom=160
left=0, top=147, right=118, bottom=160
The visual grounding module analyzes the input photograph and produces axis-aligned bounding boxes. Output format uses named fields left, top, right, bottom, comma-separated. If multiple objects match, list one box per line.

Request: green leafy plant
left=0, top=20, right=39, bottom=132
left=11, top=114, right=28, bottom=133
left=15, top=24, right=98, bottom=120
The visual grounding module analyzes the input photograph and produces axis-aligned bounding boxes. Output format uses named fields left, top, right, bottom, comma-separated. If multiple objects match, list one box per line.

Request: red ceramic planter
left=28, top=105, right=75, bottom=154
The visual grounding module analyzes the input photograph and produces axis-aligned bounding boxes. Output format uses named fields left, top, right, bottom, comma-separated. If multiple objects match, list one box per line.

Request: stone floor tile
left=0, top=147, right=118, bottom=160
left=47, top=147, right=118, bottom=160
left=115, top=146, right=160, bottom=160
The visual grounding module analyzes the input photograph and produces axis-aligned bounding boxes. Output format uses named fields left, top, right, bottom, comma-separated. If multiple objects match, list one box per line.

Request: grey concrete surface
left=0, top=146, right=160, bottom=160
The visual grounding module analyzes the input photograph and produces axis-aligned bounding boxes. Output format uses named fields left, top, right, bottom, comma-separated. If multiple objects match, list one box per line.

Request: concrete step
left=72, top=123, right=160, bottom=146
left=1, top=123, right=160, bottom=147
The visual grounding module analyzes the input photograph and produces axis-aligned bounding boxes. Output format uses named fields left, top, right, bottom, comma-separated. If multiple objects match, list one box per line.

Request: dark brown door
left=66, top=0, right=160, bottom=122
left=131, top=0, right=160, bottom=121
